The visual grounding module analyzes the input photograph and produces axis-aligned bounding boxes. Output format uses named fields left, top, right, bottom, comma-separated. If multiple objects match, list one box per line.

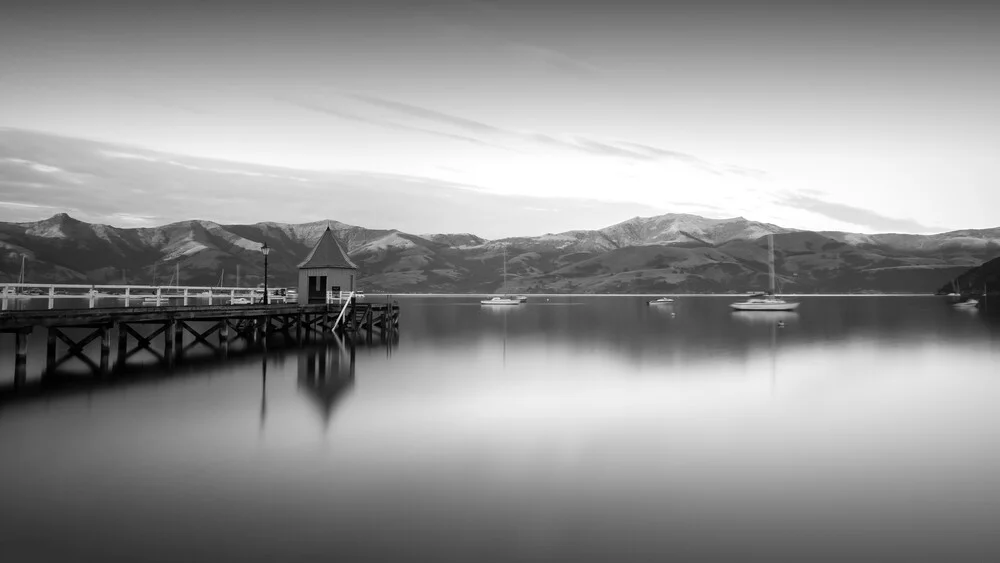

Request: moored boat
left=482, top=245, right=523, bottom=307
left=481, top=296, right=521, bottom=305
left=730, top=234, right=800, bottom=312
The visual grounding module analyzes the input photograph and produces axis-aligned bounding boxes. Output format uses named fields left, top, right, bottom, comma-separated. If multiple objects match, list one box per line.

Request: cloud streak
left=780, top=193, right=940, bottom=233
left=276, top=96, right=511, bottom=150
left=337, top=93, right=752, bottom=176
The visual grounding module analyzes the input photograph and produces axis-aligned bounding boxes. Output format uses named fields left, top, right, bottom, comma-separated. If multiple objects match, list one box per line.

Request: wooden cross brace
left=49, top=325, right=109, bottom=374
left=178, top=320, right=222, bottom=353
left=121, top=322, right=169, bottom=363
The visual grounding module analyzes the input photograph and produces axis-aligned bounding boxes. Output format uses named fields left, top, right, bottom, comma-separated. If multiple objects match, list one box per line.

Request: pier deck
left=0, top=300, right=399, bottom=388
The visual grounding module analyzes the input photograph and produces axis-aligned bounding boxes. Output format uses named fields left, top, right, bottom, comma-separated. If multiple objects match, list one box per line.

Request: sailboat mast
left=768, top=234, right=776, bottom=295
left=176, top=263, right=180, bottom=288
left=503, top=245, right=508, bottom=294
left=19, top=255, right=25, bottom=285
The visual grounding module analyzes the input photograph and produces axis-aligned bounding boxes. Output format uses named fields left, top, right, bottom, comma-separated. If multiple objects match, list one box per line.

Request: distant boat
left=953, top=299, right=979, bottom=309
left=481, top=296, right=521, bottom=305
left=230, top=297, right=253, bottom=305
left=731, top=234, right=800, bottom=312
left=648, top=297, right=674, bottom=305
left=946, top=280, right=962, bottom=299
left=482, top=245, right=523, bottom=306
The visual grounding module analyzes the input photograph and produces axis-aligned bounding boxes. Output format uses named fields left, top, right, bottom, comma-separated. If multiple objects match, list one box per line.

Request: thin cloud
left=345, top=93, right=754, bottom=176
left=345, top=94, right=503, bottom=134
left=412, top=1, right=605, bottom=80
left=277, top=96, right=509, bottom=150
left=781, top=193, right=940, bottom=233
left=503, top=43, right=606, bottom=79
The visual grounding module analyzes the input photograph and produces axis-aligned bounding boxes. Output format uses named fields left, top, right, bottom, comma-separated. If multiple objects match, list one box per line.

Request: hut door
left=308, top=275, right=327, bottom=304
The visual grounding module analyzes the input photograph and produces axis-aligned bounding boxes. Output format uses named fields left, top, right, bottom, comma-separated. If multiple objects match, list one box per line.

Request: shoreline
left=375, top=293, right=939, bottom=298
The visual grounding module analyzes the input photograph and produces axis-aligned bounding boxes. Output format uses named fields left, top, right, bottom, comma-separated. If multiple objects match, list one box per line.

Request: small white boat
left=481, top=296, right=521, bottom=305
left=505, top=295, right=528, bottom=302
left=230, top=297, right=253, bottom=305
left=648, top=297, right=674, bottom=304
left=953, top=299, right=979, bottom=308
left=730, top=296, right=801, bottom=311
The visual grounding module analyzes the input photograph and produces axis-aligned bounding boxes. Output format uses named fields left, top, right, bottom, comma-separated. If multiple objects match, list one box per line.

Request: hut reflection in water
left=297, top=335, right=356, bottom=429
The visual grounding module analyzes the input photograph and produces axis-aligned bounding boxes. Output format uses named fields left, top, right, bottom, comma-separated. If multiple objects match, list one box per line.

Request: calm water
left=3, top=296, right=1000, bottom=562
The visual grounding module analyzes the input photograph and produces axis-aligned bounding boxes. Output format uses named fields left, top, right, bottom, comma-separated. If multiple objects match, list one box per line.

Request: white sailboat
left=730, top=234, right=800, bottom=311
left=947, top=279, right=962, bottom=299
left=482, top=245, right=521, bottom=305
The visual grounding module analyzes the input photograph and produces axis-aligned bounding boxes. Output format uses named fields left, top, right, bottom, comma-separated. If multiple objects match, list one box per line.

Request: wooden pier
left=0, top=297, right=399, bottom=388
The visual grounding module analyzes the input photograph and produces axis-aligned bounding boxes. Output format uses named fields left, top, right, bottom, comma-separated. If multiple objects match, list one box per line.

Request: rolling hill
left=0, top=212, right=989, bottom=294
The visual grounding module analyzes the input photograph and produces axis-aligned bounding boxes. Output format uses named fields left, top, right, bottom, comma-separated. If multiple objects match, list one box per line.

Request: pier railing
left=331, top=291, right=356, bottom=331
left=0, top=283, right=293, bottom=311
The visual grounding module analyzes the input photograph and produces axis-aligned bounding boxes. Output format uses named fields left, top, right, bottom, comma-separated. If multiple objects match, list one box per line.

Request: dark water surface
left=3, top=296, right=1000, bottom=562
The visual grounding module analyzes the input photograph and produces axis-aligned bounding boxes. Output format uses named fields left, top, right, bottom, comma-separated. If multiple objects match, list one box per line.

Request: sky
left=1, top=0, right=998, bottom=237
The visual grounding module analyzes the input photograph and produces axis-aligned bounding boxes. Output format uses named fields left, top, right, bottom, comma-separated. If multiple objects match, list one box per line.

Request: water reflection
left=297, top=335, right=356, bottom=430
left=731, top=311, right=799, bottom=326
left=259, top=355, right=267, bottom=434
left=5, top=297, right=1000, bottom=563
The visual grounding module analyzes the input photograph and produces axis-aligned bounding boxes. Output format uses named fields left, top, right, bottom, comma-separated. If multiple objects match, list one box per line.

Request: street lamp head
left=260, top=242, right=270, bottom=256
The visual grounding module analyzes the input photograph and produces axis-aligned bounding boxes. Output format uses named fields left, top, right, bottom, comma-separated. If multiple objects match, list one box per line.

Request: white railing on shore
left=0, top=283, right=298, bottom=311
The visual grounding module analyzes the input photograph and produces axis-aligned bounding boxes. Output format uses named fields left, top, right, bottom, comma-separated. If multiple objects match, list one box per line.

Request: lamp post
left=260, top=242, right=270, bottom=305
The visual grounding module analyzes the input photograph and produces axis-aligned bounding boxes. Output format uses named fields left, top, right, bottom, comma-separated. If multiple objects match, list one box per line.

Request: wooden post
left=124, top=287, right=130, bottom=307
left=46, top=327, right=57, bottom=374
left=219, top=320, right=229, bottom=357
left=208, top=290, right=213, bottom=306
left=164, top=319, right=174, bottom=366
left=48, top=286, right=55, bottom=309
left=2, top=286, right=9, bottom=311
left=100, top=324, right=111, bottom=375
left=14, top=327, right=31, bottom=387
left=117, top=322, right=128, bottom=369
left=156, top=287, right=162, bottom=307
left=174, top=320, right=184, bottom=363
left=89, top=288, right=96, bottom=309
left=183, top=288, right=189, bottom=306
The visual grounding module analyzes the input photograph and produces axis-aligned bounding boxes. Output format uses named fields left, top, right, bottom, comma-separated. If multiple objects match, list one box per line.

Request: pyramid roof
left=297, top=227, right=358, bottom=270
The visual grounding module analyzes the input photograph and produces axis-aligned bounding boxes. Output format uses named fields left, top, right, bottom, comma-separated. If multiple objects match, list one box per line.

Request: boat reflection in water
left=731, top=311, right=800, bottom=326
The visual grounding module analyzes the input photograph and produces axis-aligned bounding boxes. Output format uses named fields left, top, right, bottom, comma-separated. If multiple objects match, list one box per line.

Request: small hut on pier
left=298, top=227, right=358, bottom=304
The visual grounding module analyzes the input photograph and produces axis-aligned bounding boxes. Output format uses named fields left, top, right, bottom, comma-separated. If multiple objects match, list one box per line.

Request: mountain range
left=1, top=211, right=996, bottom=294
left=1, top=127, right=996, bottom=293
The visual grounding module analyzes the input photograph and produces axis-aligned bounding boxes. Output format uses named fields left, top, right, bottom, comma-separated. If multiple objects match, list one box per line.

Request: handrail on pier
left=0, top=282, right=293, bottom=311
left=331, top=291, right=355, bottom=332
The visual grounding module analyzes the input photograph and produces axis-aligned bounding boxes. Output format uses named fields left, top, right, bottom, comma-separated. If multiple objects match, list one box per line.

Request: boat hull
left=730, top=301, right=800, bottom=311
left=481, top=300, right=521, bottom=305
